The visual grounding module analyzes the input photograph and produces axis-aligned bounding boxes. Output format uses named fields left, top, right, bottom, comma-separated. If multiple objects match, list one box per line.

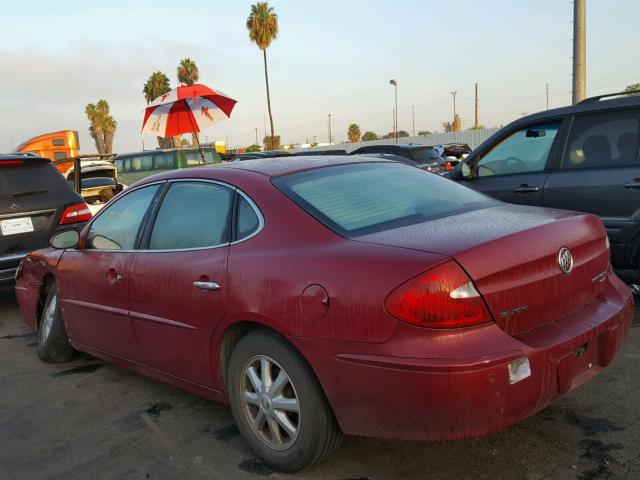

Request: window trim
left=470, top=117, right=565, bottom=179
left=558, top=109, right=640, bottom=171
left=231, top=188, right=265, bottom=244
left=81, top=178, right=264, bottom=253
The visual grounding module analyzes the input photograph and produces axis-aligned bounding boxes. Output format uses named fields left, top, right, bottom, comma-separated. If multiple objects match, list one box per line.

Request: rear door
left=128, top=180, right=235, bottom=386
left=543, top=108, right=640, bottom=267
left=460, top=121, right=562, bottom=205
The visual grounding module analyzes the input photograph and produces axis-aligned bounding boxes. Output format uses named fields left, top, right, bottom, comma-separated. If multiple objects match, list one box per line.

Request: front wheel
left=227, top=330, right=342, bottom=472
left=37, top=282, right=75, bottom=363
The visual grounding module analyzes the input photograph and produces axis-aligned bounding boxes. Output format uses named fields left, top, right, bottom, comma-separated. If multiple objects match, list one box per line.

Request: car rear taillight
left=445, top=162, right=453, bottom=171
left=0, top=160, right=23, bottom=166
left=385, top=261, right=493, bottom=328
left=60, top=203, right=92, bottom=225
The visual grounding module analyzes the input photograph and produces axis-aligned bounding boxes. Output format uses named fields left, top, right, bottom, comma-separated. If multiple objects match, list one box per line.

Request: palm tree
left=85, top=103, right=106, bottom=154
left=143, top=71, right=175, bottom=148
left=177, top=58, right=200, bottom=147
left=348, top=123, right=361, bottom=143
left=247, top=2, right=278, bottom=149
left=177, top=58, right=199, bottom=86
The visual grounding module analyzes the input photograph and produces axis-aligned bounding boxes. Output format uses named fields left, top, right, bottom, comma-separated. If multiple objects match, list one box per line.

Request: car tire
left=227, top=329, right=342, bottom=472
left=37, top=282, right=75, bottom=363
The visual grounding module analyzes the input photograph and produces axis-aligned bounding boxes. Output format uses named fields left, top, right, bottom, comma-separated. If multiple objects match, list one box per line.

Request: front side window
left=274, top=162, right=496, bottom=237
left=149, top=182, right=234, bottom=249
left=477, top=122, right=560, bottom=177
left=154, top=152, right=174, bottom=170
left=184, top=150, right=203, bottom=166
left=87, top=184, right=159, bottom=250
left=563, top=110, right=640, bottom=169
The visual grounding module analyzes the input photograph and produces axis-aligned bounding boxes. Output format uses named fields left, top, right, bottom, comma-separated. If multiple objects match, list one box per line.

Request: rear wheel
left=227, top=330, right=342, bottom=472
left=37, top=283, right=75, bottom=363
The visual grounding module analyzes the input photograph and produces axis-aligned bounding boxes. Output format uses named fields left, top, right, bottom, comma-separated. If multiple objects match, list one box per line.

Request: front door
left=57, top=184, right=161, bottom=361
left=128, top=180, right=235, bottom=386
left=544, top=108, right=640, bottom=267
left=461, top=121, right=561, bottom=206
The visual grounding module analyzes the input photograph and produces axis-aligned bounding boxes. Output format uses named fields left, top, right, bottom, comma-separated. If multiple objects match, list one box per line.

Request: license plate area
left=557, top=341, right=598, bottom=393
left=0, top=217, right=34, bottom=236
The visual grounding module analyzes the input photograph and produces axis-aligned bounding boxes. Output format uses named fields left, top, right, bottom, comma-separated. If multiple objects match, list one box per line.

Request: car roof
left=139, top=155, right=392, bottom=182
left=115, top=147, right=215, bottom=158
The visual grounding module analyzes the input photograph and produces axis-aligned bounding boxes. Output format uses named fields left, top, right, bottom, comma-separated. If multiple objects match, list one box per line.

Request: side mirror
left=461, top=162, right=471, bottom=178
left=50, top=230, right=80, bottom=249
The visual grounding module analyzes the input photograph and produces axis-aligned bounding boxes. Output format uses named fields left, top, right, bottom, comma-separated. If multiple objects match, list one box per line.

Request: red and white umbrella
left=142, top=83, right=237, bottom=138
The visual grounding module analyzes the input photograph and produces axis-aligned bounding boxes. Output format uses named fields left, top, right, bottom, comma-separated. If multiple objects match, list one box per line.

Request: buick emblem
left=558, top=247, right=573, bottom=274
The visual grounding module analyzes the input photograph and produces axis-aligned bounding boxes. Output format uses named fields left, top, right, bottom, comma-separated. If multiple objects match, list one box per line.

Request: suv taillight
left=385, top=261, right=493, bottom=328
left=60, top=203, right=92, bottom=225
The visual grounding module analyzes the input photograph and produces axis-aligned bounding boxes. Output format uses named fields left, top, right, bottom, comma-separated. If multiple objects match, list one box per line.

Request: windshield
left=273, top=162, right=497, bottom=237
left=409, top=147, right=443, bottom=164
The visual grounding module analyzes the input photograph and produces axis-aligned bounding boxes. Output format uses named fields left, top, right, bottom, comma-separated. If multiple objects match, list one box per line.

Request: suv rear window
left=0, top=160, right=69, bottom=198
left=273, top=163, right=496, bottom=237
left=409, top=147, right=443, bottom=164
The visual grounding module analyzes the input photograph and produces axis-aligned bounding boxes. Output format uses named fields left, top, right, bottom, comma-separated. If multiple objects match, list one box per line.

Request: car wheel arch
left=36, top=274, right=56, bottom=329
left=217, top=322, right=335, bottom=413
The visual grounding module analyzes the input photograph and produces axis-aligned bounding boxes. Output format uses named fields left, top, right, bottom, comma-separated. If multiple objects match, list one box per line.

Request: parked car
left=350, top=144, right=453, bottom=173
left=433, top=143, right=472, bottom=166
left=232, top=150, right=294, bottom=162
left=16, top=156, right=631, bottom=472
left=446, top=91, right=640, bottom=278
left=113, top=147, right=222, bottom=185
left=1, top=154, right=91, bottom=284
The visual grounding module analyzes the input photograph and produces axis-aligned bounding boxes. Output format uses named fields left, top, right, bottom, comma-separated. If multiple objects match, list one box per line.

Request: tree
left=246, top=144, right=262, bottom=152
left=625, top=83, right=640, bottom=96
left=382, top=130, right=409, bottom=139
left=347, top=123, right=361, bottom=143
left=85, top=100, right=116, bottom=154
left=177, top=58, right=200, bottom=147
left=442, top=121, right=453, bottom=132
left=247, top=2, right=279, bottom=149
left=467, top=125, right=485, bottom=130
left=417, top=130, right=432, bottom=136
left=263, top=135, right=281, bottom=150
left=361, top=131, right=378, bottom=141
left=452, top=114, right=462, bottom=132
left=143, top=71, right=174, bottom=148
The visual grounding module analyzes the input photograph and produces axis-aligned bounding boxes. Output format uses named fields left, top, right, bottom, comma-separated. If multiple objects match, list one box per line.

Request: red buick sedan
left=15, top=156, right=632, bottom=472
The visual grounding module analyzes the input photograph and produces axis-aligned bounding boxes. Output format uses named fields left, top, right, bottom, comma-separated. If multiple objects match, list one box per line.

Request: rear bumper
left=0, top=253, right=27, bottom=283
left=291, top=272, right=633, bottom=442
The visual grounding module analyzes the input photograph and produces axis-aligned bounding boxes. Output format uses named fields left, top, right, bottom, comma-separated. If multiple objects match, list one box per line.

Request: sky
left=1, top=0, right=639, bottom=153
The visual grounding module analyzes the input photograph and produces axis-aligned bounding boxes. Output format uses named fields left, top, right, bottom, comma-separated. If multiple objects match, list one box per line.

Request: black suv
left=446, top=91, right=640, bottom=276
left=1, top=154, right=90, bottom=283
left=350, top=144, right=451, bottom=173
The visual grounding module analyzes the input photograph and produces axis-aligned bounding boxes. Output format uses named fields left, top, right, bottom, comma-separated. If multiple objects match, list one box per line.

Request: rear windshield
left=0, top=161, right=70, bottom=197
left=273, top=162, right=497, bottom=237
left=409, top=147, right=443, bottom=164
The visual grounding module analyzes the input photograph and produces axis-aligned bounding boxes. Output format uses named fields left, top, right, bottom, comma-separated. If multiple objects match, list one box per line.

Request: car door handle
left=193, top=281, right=221, bottom=291
left=512, top=185, right=540, bottom=193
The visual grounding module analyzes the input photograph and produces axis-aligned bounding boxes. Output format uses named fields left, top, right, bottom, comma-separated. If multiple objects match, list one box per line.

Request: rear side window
left=184, top=151, right=202, bottom=166
left=87, top=184, right=159, bottom=250
left=141, top=154, right=153, bottom=171
left=154, top=152, right=174, bottom=170
left=149, top=182, right=233, bottom=249
left=130, top=156, right=143, bottom=172
left=273, top=163, right=497, bottom=237
left=563, top=110, right=640, bottom=169
left=236, top=195, right=260, bottom=240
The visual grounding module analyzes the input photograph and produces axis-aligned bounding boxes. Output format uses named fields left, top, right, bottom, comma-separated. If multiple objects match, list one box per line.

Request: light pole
left=328, top=114, right=332, bottom=144
left=572, top=0, right=586, bottom=104
left=390, top=79, right=398, bottom=143
left=255, top=127, right=258, bottom=146
left=450, top=90, right=457, bottom=119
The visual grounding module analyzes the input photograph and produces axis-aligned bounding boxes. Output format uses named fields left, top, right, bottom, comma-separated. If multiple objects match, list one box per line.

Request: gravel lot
left=1, top=287, right=639, bottom=480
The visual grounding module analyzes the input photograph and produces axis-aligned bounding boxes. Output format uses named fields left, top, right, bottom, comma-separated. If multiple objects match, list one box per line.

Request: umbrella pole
left=186, top=99, right=206, bottom=164
left=193, top=131, right=205, bottom=164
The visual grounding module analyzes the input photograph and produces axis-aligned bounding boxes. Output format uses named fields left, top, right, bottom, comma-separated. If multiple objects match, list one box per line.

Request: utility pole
left=451, top=90, right=457, bottom=119
left=390, top=79, right=398, bottom=143
left=263, top=114, right=267, bottom=143
left=546, top=83, right=550, bottom=109
left=572, top=0, right=586, bottom=104
left=474, top=83, right=479, bottom=129
left=412, top=105, right=415, bottom=137
left=255, top=127, right=258, bottom=146
left=392, top=109, right=396, bottom=138
left=328, top=114, right=332, bottom=144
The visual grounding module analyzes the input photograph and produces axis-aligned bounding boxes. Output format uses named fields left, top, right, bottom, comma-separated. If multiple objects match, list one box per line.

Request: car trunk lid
left=357, top=204, right=610, bottom=335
